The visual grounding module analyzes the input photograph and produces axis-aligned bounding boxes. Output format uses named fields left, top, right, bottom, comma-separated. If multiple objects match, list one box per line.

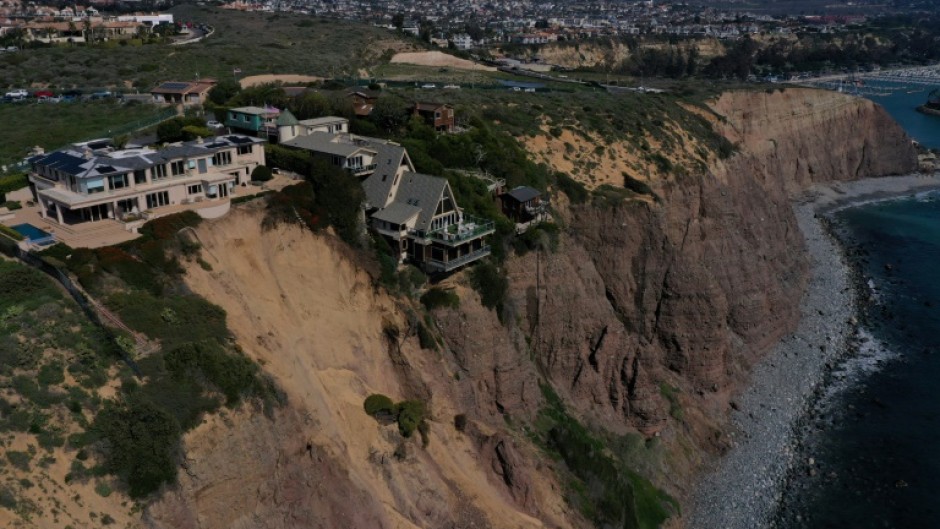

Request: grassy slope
left=0, top=4, right=416, bottom=91
left=0, top=101, right=170, bottom=165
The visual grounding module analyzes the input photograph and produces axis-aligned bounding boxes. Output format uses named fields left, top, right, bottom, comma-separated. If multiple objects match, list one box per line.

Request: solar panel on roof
left=227, top=136, right=252, bottom=144
left=160, top=82, right=192, bottom=90
left=95, top=165, right=116, bottom=174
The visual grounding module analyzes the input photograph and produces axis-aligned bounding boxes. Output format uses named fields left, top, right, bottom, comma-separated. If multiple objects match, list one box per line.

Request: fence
left=0, top=237, right=144, bottom=377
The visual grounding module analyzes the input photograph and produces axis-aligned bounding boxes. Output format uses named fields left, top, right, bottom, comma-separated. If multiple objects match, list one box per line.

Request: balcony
left=424, top=215, right=495, bottom=246
left=346, top=163, right=377, bottom=176
left=425, top=245, right=491, bottom=273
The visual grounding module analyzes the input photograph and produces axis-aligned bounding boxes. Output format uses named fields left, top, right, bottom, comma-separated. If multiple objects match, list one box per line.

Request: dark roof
left=506, top=186, right=541, bottom=203
left=360, top=141, right=409, bottom=208
left=393, top=172, right=448, bottom=232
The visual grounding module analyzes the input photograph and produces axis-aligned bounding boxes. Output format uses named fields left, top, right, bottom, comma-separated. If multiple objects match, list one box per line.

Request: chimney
left=82, top=147, right=93, bottom=159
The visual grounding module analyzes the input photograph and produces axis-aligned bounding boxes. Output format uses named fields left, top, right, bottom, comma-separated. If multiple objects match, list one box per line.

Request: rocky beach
left=687, top=173, right=940, bottom=528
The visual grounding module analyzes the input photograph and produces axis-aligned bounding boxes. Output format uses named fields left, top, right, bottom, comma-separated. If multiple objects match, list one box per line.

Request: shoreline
left=686, top=172, right=940, bottom=528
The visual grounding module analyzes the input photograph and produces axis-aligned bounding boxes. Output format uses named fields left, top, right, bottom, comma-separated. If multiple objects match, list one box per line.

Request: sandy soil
left=390, top=51, right=496, bottom=71
left=238, top=74, right=324, bottom=88
left=178, top=206, right=559, bottom=529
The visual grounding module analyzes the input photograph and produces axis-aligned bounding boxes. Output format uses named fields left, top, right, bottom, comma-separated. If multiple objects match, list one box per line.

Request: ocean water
left=776, top=191, right=940, bottom=528
left=865, top=83, right=940, bottom=149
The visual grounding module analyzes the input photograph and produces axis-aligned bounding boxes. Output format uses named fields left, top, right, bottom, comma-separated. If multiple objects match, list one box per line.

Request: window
left=108, top=173, right=128, bottom=190
left=213, top=151, right=232, bottom=166
left=187, top=184, right=203, bottom=195
left=145, top=191, right=169, bottom=209
left=134, top=170, right=147, bottom=184
left=237, top=145, right=252, bottom=155
left=170, top=160, right=185, bottom=176
left=153, top=164, right=167, bottom=179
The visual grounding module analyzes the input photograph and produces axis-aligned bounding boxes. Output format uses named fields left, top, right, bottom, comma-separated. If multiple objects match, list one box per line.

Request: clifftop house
left=282, top=118, right=493, bottom=272
left=28, top=135, right=265, bottom=226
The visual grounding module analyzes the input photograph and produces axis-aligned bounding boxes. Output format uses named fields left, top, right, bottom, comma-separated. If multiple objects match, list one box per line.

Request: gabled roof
left=361, top=143, right=408, bottom=209
left=393, top=172, right=449, bottom=232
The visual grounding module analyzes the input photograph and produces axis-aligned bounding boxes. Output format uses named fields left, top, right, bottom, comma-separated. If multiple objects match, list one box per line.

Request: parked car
left=5, top=89, right=27, bottom=99
left=206, top=120, right=223, bottom=129
left=420, top=83, right=437, bottom=89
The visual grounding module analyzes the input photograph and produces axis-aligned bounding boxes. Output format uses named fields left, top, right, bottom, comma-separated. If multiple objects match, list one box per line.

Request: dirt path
left=239, top=74, right=324, bottom=88
left=390, top=51, right=496, bottom=71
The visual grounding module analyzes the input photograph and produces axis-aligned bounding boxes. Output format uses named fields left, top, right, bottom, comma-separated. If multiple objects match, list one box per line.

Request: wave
left=814, top=328, right=900, bottom=415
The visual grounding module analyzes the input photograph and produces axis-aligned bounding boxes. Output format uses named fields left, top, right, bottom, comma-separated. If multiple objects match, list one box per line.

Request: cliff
left=141, top=88, right=916, bottom=529
left=496, top=88, right=915, bottom=432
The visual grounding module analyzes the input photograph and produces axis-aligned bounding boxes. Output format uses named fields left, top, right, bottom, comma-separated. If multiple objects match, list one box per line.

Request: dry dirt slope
left=143, top=205, right=572, bottom=529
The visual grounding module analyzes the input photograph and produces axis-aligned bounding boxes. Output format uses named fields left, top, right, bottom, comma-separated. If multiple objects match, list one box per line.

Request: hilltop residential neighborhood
left=215, top=0, right=885, bottom=50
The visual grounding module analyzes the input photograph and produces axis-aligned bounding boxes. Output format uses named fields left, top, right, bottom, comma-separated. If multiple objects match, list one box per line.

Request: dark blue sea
left=774, top=76, right=940, bottom=528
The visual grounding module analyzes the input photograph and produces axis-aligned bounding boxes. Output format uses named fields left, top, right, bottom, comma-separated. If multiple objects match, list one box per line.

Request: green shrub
left=95, top=482, right=112, bottom=498
left=554, top=172, right=588, bottom=204
left=1, top=200, right=22, bottom=210
left=0, top=172, right=28, bottom=194
left=454, top=413, right=467, bottom=432
left=536, top=385, right=677, bottom=529
left=250, top=165, right=273, bottom=182
left=419, top=287, right=459, bottom=311
left=37, top=361, right=65, bottom=386
left=138, top=211, right=202, bottom=241
left=163, top=341, right=264, bottom=407
left=622, top=173, right=660, bottom=202
left=363, top=394, right=395, bottom=416
left=6, top=451, right=31, bottom=471
left=416, top=321, right=437, bottom=351
left=0, top=223, right=24, bottom=241
left=396, top=400, right=426, bottom=438
left=470, top=261, right=508, bottom=312
left=92, top=396, right=181, bottom=499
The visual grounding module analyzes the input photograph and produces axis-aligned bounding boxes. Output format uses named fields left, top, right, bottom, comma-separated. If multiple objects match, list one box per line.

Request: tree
left=391, top=13, right=405, bottom=29
left=93, top=397, right=181, bottom=498
left=208, top=79, right=241, bottom=106
left=290, top=91, right=330, bottom=120
left=370, top=95, right=409, bottom=133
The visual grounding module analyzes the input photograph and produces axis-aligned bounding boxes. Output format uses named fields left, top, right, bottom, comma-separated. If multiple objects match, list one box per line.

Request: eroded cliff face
left=475, top=88, right=916, bottom=440
left=142, top=88, right=916, bottom=529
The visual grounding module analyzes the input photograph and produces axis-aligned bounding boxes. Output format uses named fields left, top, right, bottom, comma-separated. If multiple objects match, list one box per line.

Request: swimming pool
left=11, top=223, right=55, bottom=244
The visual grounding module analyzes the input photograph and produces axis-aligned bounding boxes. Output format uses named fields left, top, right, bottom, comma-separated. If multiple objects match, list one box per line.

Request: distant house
left=501, top=186, right=547, bottom=226
left=278, top=114, right=350, bottom=144
left=225, top=106, right=281, bottom=140
left=347, top=89, right=380, bottom=117
left=27, top=134, right=265, bottom=226
left=150, top=80, right=216, bottom=107
left=411, top=102, right=455, bottom=132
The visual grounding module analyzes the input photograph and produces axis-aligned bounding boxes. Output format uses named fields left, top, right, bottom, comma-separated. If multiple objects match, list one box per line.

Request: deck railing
left=426, top=214, right=495, bottom=245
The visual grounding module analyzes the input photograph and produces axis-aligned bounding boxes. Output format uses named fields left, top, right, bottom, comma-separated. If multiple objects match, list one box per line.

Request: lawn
left=0, top=101, right=171, bottom=165
left=0, top=5, right=417, bottom=91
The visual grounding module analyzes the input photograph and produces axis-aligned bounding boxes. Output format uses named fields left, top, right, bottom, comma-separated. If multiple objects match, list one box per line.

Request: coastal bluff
left=141, top=88, right=916, bottom=529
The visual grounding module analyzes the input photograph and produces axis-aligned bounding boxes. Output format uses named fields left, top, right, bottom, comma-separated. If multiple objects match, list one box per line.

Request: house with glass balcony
left=281, top=127, right=494, bottom=272
left=27, top=135, right=266, bottom=226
